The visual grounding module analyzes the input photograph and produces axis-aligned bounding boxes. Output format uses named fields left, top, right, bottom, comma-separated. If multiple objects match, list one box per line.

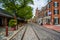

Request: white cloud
left=32, top=0, right=48, bottom=17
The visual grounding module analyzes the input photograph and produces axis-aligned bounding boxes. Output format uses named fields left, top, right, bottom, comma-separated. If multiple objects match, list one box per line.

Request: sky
left=30, top=0, right=48, bottom=16
left=0, top=3, right=2, bottom=8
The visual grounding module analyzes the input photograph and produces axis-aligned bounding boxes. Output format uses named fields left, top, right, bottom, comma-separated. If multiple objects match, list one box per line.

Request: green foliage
left=0, top=0, right=33, bottom=20
left=9, top=19, right=17, bottom=27
left=17, top=6, right=33, bottom=20
left=0, top=0, right=33, bottom=11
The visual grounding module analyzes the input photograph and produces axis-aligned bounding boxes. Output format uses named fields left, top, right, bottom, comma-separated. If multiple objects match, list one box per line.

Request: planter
left=9, top=19, right=17, bottom=31
left=11, top=27, right=16, bottom=31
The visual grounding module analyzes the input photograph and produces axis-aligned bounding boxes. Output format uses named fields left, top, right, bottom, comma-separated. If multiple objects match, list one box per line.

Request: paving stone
left=23, top=26, right=38, bottom=40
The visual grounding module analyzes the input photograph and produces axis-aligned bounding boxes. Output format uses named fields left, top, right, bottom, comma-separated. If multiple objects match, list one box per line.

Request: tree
left=0, top=0, right=33, bottom=20
left=17, top=6, right=33, bottom=20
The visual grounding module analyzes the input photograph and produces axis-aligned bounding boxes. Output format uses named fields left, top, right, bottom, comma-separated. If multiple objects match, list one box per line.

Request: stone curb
left=43, top=25, right=60, bottom=33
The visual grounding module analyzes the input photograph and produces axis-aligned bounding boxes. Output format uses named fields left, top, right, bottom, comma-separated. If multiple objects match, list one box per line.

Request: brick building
left=35, top=7, right=46, bottom=24
left=35, top=8, right=40, bottom=23
left=35, top=8, right=40, bottom=17
left=35, top=0, right=60, bottom=25
left=46, top=0, right=60, bottom=25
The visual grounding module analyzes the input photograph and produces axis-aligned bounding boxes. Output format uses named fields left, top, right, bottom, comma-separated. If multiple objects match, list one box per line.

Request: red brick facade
left=48, top=0, right=60, bottom=25
left=35, top=0, right=60, bottom=25
left=35, top=8, right=39, bottom=17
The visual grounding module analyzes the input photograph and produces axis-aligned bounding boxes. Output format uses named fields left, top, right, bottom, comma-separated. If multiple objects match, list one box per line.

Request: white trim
left=44, top=16, right=51, bottom=19
left=54, top=17, right=58, bottom=18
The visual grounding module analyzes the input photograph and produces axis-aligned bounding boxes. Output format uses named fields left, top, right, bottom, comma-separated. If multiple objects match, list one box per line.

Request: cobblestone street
left=30, top=23, right=60, bottom=40
left=0, top=23, right=60, bottom=40
left=8, top=23, right=60, bottom=40
left=23, top=26, right=38, bottom=40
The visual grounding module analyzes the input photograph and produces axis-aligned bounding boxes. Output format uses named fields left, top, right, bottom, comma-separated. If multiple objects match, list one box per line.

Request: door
left=0, top=17, right=2, bottom=26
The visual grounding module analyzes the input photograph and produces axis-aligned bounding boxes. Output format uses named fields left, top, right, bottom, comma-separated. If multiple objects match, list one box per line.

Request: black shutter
left=57, top=10, right=59, bottom=14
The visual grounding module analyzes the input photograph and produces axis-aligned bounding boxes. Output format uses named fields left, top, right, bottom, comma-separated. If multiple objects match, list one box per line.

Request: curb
left=43, top=26, right=60, bottom=33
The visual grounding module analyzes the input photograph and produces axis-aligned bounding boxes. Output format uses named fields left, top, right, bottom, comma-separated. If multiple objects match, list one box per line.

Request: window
left=54, top=18, right=59, bottom=25
left=47, top=4, right=50, bottom=8
left=48, top=0, right=52, bottom=2
left=48, top=11, right=51, bottom=16
left=54, top=2, right=59, bottom=7
left=54, top=9, right=59, bottom=14
left=46, top=19, right=51, bottom=24
left=44, top=12, right=47, bottom=16
left=46, top=12, right=48, bottom=16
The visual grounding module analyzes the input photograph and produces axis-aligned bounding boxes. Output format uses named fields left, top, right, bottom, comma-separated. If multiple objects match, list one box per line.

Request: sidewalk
left=0, top=23, right=25, bottom=40
left=43, top=25, right=60, bottom=32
